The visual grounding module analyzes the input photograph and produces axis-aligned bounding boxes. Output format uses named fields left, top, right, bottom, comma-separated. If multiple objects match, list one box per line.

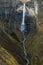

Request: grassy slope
left=0, top=46, right=20, bottom=65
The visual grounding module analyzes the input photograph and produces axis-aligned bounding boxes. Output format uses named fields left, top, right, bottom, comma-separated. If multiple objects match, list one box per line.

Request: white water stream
left=20, top=3, right=26, bottom=32
left=20, top=3, right=29, bottom=65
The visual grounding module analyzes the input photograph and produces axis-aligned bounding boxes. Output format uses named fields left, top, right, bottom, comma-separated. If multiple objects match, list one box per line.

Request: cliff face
left=0, top=0, right=19, bottom=7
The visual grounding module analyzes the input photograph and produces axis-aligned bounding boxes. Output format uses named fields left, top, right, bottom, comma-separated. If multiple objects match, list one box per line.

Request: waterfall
left=20, top=3, right=26, bottom=33
left=34, top=0, right=39, bottom=31
left=34, top=0, right=38, bottom=15
left=20, top=3, right=29, bottom=65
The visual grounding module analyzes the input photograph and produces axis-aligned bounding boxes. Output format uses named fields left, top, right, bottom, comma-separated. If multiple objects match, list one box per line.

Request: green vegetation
left=0, top=46, right=20, bottom=65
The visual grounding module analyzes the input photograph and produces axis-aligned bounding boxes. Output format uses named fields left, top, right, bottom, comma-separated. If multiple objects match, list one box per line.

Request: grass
left=0, top=46, right=20, bottom=65
left=26, top=24, right=43, bottom=65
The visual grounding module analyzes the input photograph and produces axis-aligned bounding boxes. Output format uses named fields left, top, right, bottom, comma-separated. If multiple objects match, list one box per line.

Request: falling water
left=34, top=0, right=39, bottom=31
left=20, top=3, right=29, bottom=65
left=20, top=3, right=26, bottom=33
left=34, top=0, right=38, bottom=15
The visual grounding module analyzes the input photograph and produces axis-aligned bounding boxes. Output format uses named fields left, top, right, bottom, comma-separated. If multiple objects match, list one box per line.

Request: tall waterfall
left=20, top=3, right=29, bottom=65
left=34, top=0, right=39, bottom=30
left=34, top=0, right=38, bottom=15
left=20, top=3, right=26, bottom=33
